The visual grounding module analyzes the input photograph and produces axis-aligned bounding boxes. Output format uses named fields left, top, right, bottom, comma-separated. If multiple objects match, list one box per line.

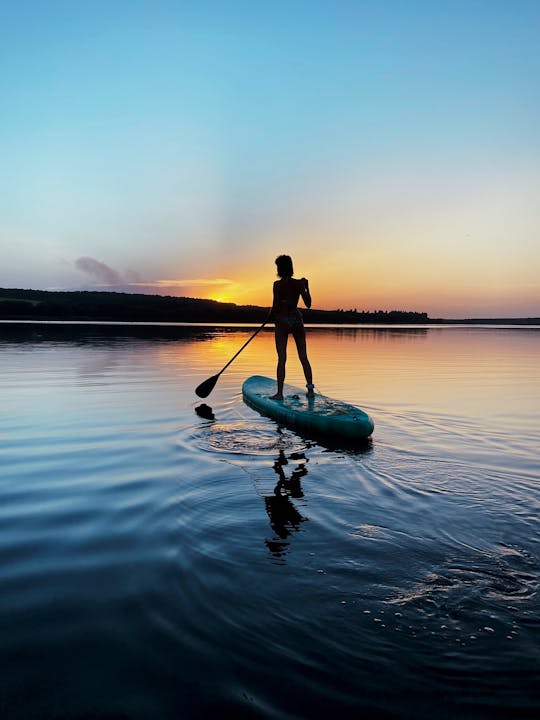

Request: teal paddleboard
left=242, top=375, right=374, bottom=442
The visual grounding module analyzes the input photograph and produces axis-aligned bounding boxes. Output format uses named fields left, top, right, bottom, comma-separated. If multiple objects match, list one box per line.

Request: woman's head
left=275, top=255, right=294, bottom=278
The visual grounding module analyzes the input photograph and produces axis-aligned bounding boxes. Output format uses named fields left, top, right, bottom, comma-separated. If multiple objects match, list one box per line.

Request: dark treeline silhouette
left=3, top=288, right=536, bottom=324
left=303, top=308, right=429, bottom=324
left=0, top=288, right=260, bottom=323
left=0, top=288, right=431, bottom=324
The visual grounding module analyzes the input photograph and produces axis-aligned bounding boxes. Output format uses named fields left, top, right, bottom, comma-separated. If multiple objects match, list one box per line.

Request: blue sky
left=1, top=0, right=539, bottom=316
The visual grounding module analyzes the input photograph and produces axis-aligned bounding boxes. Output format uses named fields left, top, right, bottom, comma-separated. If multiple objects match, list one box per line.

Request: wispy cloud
left=75, top=257, right=122, bottom=285
left=74, top=257, right=235, bottom=296
left=129, top=278, right=234, bottom=288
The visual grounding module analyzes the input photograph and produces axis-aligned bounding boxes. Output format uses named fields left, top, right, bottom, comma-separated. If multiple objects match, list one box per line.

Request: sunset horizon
left=2, top=1, right=538, bottom=320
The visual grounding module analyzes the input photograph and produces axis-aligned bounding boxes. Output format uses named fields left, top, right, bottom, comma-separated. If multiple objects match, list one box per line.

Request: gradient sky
left=1, top=0, right=539, bottom=317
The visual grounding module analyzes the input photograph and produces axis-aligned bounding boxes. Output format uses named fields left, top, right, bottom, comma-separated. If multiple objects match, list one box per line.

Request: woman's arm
left=271, top=280, right=280, bottom=317
left=299, top=278, right=311, bottom=308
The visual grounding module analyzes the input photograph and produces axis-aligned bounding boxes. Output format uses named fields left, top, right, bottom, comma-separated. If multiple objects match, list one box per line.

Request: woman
left=270, top=255, right=314, bottom=400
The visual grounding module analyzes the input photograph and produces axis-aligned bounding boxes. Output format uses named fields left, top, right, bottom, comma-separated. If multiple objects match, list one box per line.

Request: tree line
left=0, top=288, right=430, bottom=324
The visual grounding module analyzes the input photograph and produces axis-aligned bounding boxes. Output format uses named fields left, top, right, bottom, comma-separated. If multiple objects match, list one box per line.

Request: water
left=1, top=323, right=539, bottom=719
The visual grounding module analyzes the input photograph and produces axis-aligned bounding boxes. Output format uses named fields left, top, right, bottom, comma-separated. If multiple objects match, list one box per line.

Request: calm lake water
left=1, top=322, right=539, bottom=719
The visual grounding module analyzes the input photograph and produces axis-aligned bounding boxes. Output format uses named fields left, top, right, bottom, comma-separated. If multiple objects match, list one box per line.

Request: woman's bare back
left=273, top=277, right=311, bottom=317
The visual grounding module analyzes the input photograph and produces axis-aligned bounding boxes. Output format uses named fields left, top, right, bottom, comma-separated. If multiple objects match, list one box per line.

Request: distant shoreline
left=0, top=288, right=538, bottom=326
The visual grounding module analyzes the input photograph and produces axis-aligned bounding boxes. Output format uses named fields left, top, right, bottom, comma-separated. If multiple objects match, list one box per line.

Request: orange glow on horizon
left=159, top=217, right=538, bottom=317
left=157, top=270, right=538, bottom=318
left=199, top=249, right=539, bottom=318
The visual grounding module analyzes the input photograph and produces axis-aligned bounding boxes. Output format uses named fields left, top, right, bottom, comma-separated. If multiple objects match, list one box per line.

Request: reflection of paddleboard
left=242, top=375, right=374, bottom=442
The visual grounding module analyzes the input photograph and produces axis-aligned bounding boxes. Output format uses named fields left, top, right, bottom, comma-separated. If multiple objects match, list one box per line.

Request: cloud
left=73, top=258, right=236, bottom=297
left=75, top=257, right=122, bottom=285
left=130, top=278, right=234, bottom=288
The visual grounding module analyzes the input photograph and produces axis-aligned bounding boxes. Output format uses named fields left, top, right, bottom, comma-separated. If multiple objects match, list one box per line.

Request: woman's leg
left=292, top=328, right=313, bottom=394
left=270, top=325, right=288, bottom=399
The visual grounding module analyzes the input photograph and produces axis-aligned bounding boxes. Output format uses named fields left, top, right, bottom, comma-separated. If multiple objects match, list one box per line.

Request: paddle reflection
left=194, top=403, right=215, bottom=420
left=264, top=449, right=308, bottom=559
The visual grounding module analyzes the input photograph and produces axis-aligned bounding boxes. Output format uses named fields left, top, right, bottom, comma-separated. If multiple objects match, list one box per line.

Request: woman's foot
left=306, top=383, right=315, bottom=398
left=269, top=393, right=283, bottom=401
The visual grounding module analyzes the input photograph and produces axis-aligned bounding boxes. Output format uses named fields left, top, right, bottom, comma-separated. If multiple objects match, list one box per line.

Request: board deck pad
left=242, top=375, right=374, bottom=442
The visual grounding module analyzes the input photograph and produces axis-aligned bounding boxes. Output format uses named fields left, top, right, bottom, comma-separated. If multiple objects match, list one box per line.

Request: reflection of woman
left=264, top=450, right=308, bottom=557
left=270, top=255, right=314, bottom=400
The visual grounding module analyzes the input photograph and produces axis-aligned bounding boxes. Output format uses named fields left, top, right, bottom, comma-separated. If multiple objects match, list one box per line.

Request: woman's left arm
left=270, top=280, right=280, bottom=317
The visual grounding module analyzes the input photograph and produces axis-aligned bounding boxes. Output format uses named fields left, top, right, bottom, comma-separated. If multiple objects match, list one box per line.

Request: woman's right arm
left=300, top=278, right=311, bottom=309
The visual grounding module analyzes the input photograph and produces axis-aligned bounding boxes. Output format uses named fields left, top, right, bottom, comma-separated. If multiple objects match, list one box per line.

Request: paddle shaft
left=217, top=319, right=269, bottom=378
left=195, top=313, right=273, bottom=397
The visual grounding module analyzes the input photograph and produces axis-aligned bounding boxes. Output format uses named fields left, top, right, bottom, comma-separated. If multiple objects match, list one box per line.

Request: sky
left=1, top=0, right=539, bottom=318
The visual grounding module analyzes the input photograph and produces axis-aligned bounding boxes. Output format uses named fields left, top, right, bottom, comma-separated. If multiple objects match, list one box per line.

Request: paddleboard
left=242, top=375, right=374, bottom=442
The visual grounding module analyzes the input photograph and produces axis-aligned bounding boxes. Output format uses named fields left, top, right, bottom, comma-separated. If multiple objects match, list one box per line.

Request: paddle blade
left=195, top=373, right=219, bottom=398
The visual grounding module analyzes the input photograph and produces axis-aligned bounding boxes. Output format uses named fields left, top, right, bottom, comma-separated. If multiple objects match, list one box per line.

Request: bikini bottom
left=276, top=312, right=304, bottom=333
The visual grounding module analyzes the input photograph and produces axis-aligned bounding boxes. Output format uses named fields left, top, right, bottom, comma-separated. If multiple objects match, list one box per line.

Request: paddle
left=195, top=315, right=271, bottom=398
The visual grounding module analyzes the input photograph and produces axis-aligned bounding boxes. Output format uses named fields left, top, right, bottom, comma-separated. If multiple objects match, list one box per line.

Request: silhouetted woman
left=270, top=255, right=314, bottom=400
